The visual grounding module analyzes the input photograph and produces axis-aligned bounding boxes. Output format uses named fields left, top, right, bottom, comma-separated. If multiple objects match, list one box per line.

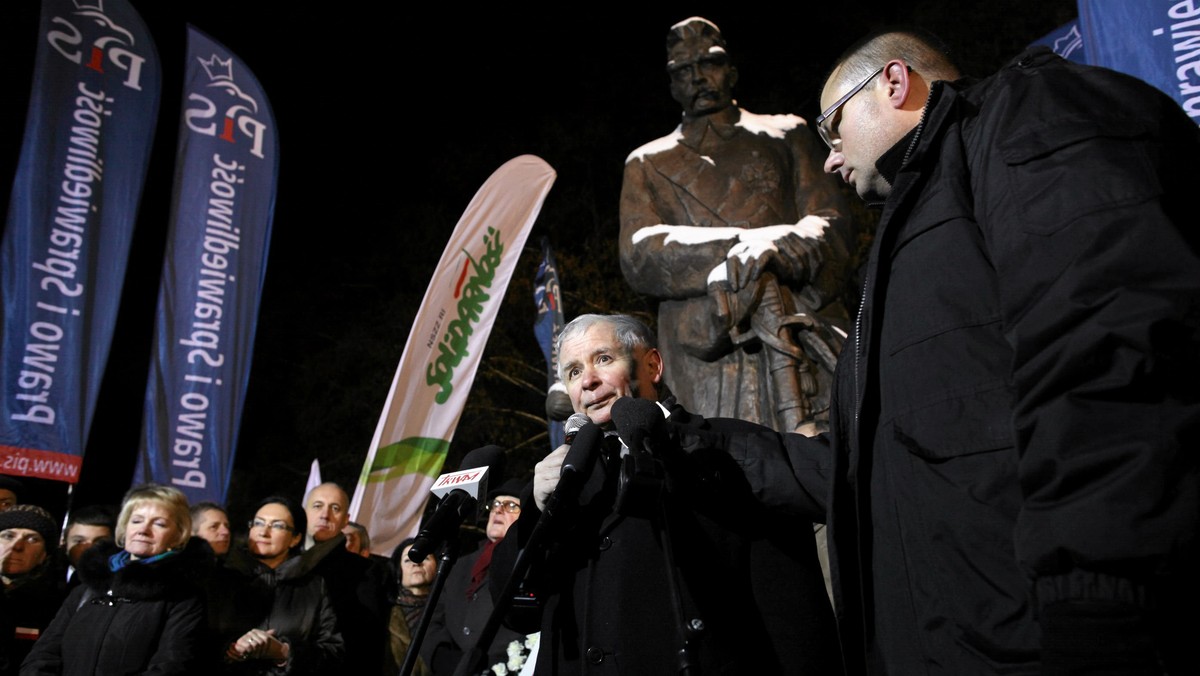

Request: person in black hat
left=0, top=504, right=65, bottom=674
left=420, top=476, right=528, bottom=674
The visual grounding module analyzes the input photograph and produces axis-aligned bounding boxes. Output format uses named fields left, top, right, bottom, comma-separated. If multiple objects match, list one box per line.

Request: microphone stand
left=617, top=419, right=702, bottom=675
left=401, top=538, right=460, bottom=676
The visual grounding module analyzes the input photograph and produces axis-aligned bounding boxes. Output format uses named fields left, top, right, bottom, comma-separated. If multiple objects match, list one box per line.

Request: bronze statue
left=619, top=17, right=854, bottom=435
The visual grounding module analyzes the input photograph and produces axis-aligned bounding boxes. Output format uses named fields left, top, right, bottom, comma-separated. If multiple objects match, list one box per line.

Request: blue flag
left=1079, top=0, right=1200, bottom=121
left=134, top=26, right=278, bottom=503
left=0, top=0, right=159, bottom=482
left=1031, top=20, right=1087, bottom=63
left=533, top=238, right=566, bottom=449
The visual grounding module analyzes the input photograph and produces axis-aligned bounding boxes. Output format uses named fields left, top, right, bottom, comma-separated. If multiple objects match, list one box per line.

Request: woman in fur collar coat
left=20, top=485, right=206, bottom=675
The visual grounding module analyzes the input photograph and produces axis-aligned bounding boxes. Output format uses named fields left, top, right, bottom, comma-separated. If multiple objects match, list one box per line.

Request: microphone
left=543, top=420, right=603, bottom=518
left=611, top=397, right=668, bottom=456
left=610, top=397, right=669, bottom=518
left=408, top=445, right=506, bottom=563
left=563, top=412, right=590, bottom=445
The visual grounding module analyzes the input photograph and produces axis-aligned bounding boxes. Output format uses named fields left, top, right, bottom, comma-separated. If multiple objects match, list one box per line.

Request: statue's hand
left=724, top=240, right=775, bottom=291
left=771, top=231, right=821, bottom=283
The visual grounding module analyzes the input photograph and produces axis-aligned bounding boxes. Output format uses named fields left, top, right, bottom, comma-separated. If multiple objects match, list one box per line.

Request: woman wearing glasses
left=207, top=496, right=344, bottom=674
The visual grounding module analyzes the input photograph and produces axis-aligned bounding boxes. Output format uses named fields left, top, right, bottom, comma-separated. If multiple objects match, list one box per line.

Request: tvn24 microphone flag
left=0, top=0, right=159, bottom=482
left=134, top=26, right=278, bottom=503
left=351, top=156, right=556, bottom=556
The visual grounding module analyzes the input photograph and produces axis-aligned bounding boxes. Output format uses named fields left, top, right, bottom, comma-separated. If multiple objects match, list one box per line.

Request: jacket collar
left=77, top=540, right=200, bottom=601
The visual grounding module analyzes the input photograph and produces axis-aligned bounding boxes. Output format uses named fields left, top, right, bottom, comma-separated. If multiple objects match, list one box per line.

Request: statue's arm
left=618, top=155, right=740, bottom=299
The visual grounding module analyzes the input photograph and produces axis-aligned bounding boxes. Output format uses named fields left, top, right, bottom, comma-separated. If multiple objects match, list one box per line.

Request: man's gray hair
left=556, top=314, right=657, bottom=380
left=302, top=482, right=349, bottom=509
left=828, top=30, right=961, bottom=94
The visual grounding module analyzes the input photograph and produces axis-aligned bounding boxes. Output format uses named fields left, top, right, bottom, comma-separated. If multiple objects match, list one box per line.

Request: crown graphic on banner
left=200, top=54, right=234, bottom=82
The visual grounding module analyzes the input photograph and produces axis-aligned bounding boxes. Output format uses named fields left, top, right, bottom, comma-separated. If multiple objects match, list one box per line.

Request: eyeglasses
left=0, top=530, right=43, bottom=546
left=815, top=65, right=886, bottom=150
left=487, top=499, right=521, bottom=515
left=248, top=519, right=294, bottom=532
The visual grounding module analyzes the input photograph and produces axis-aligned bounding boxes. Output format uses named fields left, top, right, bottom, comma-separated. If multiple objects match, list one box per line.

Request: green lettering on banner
left=425, top=227, right=504, bottom=404
left=364, top=437, right=450, bottom=484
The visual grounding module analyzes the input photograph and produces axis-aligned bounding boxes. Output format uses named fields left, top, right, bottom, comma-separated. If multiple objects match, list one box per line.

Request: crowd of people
left=3, top=17, right=1199, bottom=676
left=0, top=480, right=456, bottom=675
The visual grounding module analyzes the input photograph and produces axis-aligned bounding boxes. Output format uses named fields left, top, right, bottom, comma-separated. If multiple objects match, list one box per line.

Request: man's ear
left=884, top=59, right=913, bottom=110
left=644, top=348, right=664, bottom=385
left=728, top=65, right=739, bottom=90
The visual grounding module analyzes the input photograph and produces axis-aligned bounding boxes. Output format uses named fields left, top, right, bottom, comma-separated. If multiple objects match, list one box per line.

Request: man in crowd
left=421, top=479, right=528, bottom=673
left=0, top=477, right=20, bottom=511
left=189, top=501, right=231, bottom=556
left=302, top=482, right=388, bottom=673
left=342, top=522, right=371, bottom=558
left=61, top=504, right=115, bottom=585
left=510, top=314, right=838, bottom=674
left=305, top=482, right=350, bottom=549
left=742, top=30, right=1200, bottom=675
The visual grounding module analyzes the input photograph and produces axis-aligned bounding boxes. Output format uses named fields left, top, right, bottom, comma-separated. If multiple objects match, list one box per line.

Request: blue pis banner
left=533, top=237, right=567, bottom=449
left=1078, top=0, right=1200, bottom=121
left=0, top=0, right=159, bottom=482
left=134, top=26, right=278, bottom=503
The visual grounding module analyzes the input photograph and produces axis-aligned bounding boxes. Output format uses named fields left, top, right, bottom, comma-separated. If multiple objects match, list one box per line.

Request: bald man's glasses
left=815, top=65, right=885, bottom=150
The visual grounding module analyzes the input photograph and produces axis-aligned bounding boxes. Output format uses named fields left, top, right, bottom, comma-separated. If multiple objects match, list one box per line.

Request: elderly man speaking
left=502, top=313, right=837, bottom=675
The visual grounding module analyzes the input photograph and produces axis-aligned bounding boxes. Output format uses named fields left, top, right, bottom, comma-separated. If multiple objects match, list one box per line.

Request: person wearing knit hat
left=0, top=503, right=66, bottom=675
left=0, top=504, right=58, bottom=578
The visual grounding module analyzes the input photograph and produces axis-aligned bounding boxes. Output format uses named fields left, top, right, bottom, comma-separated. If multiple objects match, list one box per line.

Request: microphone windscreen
left=611, top=397, right=665, bottom=452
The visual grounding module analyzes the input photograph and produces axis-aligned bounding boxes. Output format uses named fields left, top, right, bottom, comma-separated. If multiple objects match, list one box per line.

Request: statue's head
left=666, top=17, right=738, bottom=118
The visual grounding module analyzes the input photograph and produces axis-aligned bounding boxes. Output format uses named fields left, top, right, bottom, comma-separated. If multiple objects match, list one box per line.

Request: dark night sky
left=1, top=1, right=1077, bottom=519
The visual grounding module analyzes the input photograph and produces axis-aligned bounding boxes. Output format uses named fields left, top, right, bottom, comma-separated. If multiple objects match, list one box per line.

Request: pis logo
left=45, top=0, right=149, bottom=91
left=184, top=54, right=269, bottom=160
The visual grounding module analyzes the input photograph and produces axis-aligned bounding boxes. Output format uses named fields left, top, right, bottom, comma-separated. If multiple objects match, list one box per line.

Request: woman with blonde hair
left=21, top=484, right=206, bottom=675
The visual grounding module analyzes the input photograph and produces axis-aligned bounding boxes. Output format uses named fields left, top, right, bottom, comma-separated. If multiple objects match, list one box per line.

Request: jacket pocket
left=892, top=381, right=1014, bottom=459
left=998, top=117, right=1159, bottom=236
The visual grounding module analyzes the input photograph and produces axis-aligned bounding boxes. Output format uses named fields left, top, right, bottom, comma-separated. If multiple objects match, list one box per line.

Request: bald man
left=301, top=482, right=388, bottom=674
left=752, top=29, right=1200, bottom=675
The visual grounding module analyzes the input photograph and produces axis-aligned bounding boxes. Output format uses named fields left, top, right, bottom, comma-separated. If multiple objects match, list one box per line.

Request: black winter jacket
left=726, top=48, right=1200, bottom=675
left=503, top=398, right=840, bottom=675
left=206, top=545, right=344, bottom=675
left=20, top=541, right=206, bottom=675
